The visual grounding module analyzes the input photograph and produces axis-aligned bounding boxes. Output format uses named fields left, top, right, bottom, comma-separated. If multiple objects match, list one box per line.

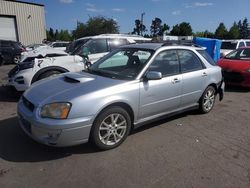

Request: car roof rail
left=162, top=40, right=202, bottom=48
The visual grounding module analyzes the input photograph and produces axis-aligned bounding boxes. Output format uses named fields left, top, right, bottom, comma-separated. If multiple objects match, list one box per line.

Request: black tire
left=13, top=55, right=21, bottom=64
left=36, top=70, right=61, bottom=82
left=91, top=106, right=131, bottom=150
left=199, top=86, right=216, bottom=114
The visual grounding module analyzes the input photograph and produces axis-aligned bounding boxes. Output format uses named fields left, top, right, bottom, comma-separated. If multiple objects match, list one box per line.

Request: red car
left=217, top=47, right=250, bottom=87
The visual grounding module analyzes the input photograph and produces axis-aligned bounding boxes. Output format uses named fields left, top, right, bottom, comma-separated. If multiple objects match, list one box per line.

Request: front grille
left=8, top=65, right=19, bottom=78
left=19, top=114, right=31, bottom=134
left=222, top=70, right=244, bottom=83
left=22, top=96, right=35, bottom=112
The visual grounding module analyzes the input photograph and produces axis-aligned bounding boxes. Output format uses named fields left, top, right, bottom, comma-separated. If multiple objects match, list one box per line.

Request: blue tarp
left=193, top=37, right=222, bottom=62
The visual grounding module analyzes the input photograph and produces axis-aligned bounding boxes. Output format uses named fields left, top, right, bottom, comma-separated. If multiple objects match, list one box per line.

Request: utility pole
left=141, top=12, right=145, bottom=36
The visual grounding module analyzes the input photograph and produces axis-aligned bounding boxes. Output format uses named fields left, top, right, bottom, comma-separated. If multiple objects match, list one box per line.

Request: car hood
left=23, top=72, right=127, bottom=107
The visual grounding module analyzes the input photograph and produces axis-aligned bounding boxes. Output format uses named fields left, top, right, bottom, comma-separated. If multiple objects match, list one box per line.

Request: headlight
left=245, top=69, right=250, bottom=73
left=40, top=102, right=71, bottom=119
left=18, top=61, right=34, bottom=71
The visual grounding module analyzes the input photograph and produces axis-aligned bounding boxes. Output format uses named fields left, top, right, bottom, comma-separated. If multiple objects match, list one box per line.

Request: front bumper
left=223, top=70, right=250, bottom=88
left=18, top=99, right=93, bottom=147
left=8, top=68, right=33, bottom=91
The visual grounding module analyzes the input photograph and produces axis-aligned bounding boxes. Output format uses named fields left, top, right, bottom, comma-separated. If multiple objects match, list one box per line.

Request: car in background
left=66, top=36, right=92, bottom=54
left=8, top=34, right=151, bottom=91
left=71, top=34, right=152, bottom=63
left=220, top=39, right=250, bottom=57
left=0, top=40, right=26, bottom=65
left=49, top=41, right=70, bottom=51
left=217, top=47, right=250, bottom=87
left=25, top=43, right=48, bottom=51
left=20, top=47, right=68, bottom=62
left=17, top=42, right=224, bottom=150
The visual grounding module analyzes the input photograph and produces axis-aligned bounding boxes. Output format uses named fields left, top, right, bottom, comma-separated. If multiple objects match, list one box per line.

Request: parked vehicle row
left=17, top=42, right=224, bottom=150
left=7, top=34, right=151, bottom=91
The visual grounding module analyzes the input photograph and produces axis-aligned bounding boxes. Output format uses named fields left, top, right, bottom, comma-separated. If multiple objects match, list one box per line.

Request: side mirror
left=144, top=71, right=162, bottom=81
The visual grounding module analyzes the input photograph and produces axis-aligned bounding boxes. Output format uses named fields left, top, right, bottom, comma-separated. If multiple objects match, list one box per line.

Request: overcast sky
left=25, top=0, right=250, bottom=33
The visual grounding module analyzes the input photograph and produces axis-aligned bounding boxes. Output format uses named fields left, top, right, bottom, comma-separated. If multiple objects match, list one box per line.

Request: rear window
left=197, top=50, right=216, bottom=65
left=221, top=42, right=237, bottom=50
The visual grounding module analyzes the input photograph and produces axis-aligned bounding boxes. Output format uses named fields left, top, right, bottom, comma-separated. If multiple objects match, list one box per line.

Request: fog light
left=14, top=76, right=24, bottom=84
left=47, top=131, right=61, bottom=143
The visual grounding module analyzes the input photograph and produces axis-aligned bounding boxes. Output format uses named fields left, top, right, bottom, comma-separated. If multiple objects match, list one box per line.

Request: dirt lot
left=0, top=64, right=250, bottom=188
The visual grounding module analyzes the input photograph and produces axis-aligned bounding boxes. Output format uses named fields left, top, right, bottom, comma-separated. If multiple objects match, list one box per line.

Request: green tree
left=162, top=23, right=170, bottom=35
left=150, top=17, right=164, bottom=37
left=228, top=22, right=240, bottom=39
left=46, top=28, right=55, bottom=41
left=132, top=19, right=146, bottom=35
left=215, top=23, right=228, bottom=39
left=170, top=22, right=192, bottom=36
left=194, top=30, right=214, bottom=38
left=72, top=16, right=119, bottom=39
left=239, top=18, right=250, bottom=38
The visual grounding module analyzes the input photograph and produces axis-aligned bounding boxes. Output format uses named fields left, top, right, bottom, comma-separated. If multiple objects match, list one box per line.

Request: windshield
left=225, top=48, right=250, bottom=60
left=221, top=42, right=237, bottom=50
left=88, top=48, right=154, bottom=80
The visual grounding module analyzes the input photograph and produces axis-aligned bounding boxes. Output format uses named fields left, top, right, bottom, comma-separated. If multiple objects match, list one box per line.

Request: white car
left=8, top=34, right=151, bottom=91
left=49, top=41, right=70, bottom=51
left=220, top=39, right=250, bottom=57
left=20, top=47, right=68, bottom=62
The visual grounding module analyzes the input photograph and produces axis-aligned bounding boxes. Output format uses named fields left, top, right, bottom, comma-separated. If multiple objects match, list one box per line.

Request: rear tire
left=91, top=106, right=131, bottom=150
left=199, top=86, right=216, bottom=114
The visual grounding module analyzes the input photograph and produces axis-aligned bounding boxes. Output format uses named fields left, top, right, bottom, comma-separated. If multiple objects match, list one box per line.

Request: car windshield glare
left=225, top=48, right=250, bottom=60
left=89, top=48, right=154, bottom=80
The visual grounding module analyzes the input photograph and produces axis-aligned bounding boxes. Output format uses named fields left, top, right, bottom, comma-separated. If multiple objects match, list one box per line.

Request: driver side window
left=148, top=50, right=180, bottom=77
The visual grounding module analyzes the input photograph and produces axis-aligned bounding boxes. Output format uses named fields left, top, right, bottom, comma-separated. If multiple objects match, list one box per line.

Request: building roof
left=3, top=0, right=44, bottom=7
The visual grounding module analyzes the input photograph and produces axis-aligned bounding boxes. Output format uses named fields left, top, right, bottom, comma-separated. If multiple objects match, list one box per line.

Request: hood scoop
left=63, top=73, right=95, bottom=83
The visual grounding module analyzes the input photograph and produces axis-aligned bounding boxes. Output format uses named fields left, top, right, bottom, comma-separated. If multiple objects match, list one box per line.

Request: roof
left=3, top=0, right=44, bottom=7
left=121, top=42, right=204, bottom=51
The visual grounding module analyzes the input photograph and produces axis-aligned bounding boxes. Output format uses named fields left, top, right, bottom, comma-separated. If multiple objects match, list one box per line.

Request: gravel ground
left=0, top=64, right=250, bottom=188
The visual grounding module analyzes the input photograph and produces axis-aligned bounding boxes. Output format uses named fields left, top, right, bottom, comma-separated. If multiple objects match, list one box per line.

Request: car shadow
left=0, top=85, right=22, bottom=102
left=225, top=85, right=250, bottom=93
left=0, top=110, right=200, bottom=162
left=0, top=116, right=99, bottom=162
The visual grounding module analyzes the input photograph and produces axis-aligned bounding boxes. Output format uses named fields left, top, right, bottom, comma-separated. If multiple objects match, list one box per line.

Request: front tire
left=36, top=70, right=61, bottom=81
left=13, top=55, right=21, bottom=64
left=199, top=86, right=216, bottom=114
left=91, top=106, right=131, bottom=150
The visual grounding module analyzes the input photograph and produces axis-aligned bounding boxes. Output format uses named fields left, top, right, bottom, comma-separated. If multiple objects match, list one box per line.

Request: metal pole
left=141, top=12, right=145, bottom=36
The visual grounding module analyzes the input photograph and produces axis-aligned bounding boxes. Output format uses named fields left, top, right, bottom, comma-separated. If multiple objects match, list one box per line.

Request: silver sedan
left=18, top=43, right=224, bottom=150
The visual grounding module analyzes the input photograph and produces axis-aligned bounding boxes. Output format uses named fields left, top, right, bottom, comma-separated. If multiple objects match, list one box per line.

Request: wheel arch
left=31, top=66, right=69, bottom=83
left=93, top=102, right=135, bottom=129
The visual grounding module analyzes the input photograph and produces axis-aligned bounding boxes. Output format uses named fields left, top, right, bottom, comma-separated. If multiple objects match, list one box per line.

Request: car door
left=177, top=49, right=207, bottom=107
left=139, top=50, right=182, bottom=119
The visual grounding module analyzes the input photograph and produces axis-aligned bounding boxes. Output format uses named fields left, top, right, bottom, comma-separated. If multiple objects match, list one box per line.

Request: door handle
left=172, top=78, right=180, bottom=84
left=202, top=72, right=208, bottom=77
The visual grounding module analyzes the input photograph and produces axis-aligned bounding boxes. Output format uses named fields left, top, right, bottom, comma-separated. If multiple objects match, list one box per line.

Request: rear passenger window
left=178, top=50, right=203, bottom=73
left=148, top=50, right=179, bottom=77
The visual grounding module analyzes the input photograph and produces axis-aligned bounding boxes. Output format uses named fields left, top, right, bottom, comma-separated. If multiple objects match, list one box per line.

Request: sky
left=24, top=0, right=250, bottom=34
